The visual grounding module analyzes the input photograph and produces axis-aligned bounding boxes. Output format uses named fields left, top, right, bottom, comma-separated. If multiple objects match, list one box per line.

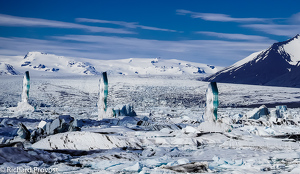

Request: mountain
left=0, top=62, right=21, bottom=75
left=205, top=34, right=300, bottom=87
left=21, top=52, right=100, bottom=75
left=0, top=51, right=221, bottom=76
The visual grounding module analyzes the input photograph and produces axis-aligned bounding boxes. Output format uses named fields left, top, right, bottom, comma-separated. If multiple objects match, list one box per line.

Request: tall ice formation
left=204, top=82, right=219, bottom=122
left=22, top=71, right=30, bottom=103
left=98, top=72, right=109, bottom=120
left=199, top=82, right=230, bottom=132
left=15, top=71, right=34, bottom=113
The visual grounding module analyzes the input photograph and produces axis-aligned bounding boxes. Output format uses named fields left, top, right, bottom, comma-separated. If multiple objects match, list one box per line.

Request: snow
left=0, top=62, right=20, bottom=75
left=282, top=35, right=300, bottom=65
left=1, top=52, right=222, bottom=77
left=221, top=50, right=263, bottom=73
left=1, top=75, right=300, bottom=173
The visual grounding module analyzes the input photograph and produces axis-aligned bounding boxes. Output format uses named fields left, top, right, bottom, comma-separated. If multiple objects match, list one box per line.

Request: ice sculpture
left=204, top=82, right=219, bottom=122
left=15, top=71, right=34, bottom=113
left=22, top=71, right=30, bottom=103
left=98, top=72, right=109, bottom=120
left=199, top=82, right=231, bottom=132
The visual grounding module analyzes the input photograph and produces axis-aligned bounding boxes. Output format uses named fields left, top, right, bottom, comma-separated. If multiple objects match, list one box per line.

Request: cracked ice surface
left=1, top=75, right=300, bottom=173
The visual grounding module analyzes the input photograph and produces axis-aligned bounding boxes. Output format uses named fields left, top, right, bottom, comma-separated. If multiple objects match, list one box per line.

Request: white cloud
left=0, top=14, right=134, bottom=34
left=196, top=31, right=274, bottom=41
left=176, top=9, right=269, bottom=23
left=0, top=35, right=272, bottom=66
left=242, top=24, right=300, bottom=37
left=76, top=18, right=177, bottom=32
left=290, top=12, right=300, bottom=24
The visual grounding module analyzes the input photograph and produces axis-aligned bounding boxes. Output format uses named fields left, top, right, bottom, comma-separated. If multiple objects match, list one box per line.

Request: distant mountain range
left=0, top=62, right=20, bottom=75
left=205, top=34, right=300, bottom=88
left=0, top=52, right=220, bottom=76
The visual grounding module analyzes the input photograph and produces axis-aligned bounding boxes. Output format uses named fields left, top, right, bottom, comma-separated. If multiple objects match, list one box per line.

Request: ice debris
left=246, top=105, right=269, bottom=120
left=32, top=131, right=142, bottom=150
left=114, top=104, right=137, bottom=117
left=276, top=105, right=287, bottom=118
left=16, top=123, right=30, bottom=140
left=98, top=72, right=137, bottom=120
left=209, top=156, right=243, bottom=171
left=161, top=161, right=208, bottom=173
left=9, top=115, right=82, bottom=145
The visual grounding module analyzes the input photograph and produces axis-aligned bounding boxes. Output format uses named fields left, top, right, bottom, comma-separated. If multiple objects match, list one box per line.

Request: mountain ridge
left=205, top=34, right=300, bottom=87
left=0, top=52, right=221, bottom=76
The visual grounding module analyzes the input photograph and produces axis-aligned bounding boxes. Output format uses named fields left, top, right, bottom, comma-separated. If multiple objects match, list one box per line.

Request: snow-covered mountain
left=0, top=62, right=21, bottom=75
left=0, top=51, right=221, bottom=76
left=20, top=52, right=100, bottom=75
left=205, top=34, right=300, bottom=87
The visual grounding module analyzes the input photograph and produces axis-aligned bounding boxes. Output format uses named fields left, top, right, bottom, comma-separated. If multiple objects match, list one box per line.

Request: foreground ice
left=0, top=75, right=300, bottom=173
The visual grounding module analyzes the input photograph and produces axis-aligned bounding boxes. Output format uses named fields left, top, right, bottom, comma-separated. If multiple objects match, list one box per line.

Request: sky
left=0, top=0, right=299, bottom=66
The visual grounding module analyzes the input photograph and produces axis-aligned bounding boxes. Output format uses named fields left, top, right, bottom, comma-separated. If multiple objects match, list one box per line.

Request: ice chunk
left=114, top=104, right=137, bottom=117
left=167, top=158, right=190, bottom=166
left=161, top=162, right=208, bottom=173
left=124, top=162, right=142, bottom=172
left=183, top=126, right=199, bottom=134
left=32, top=131, right=142, bottom=150
left=14, top=101, right=34, bottom=113
left=14, top=71, right=34, bottom=113
left=246, top=105, right=269, bottom=119
left=17, top=123, right=30, bottom=140
left=276, top=105, right=287, bottom=118
left=38, top=120, right=47, bottom=129
left=209, top=156, right=244, bottom=170
left=30, top=128, right=44, bottom=143
left=0, top=147, right=37, bottom=164
left=49, top=118, right=61, bottom=135
left=198, top=121, right=231, bottom=132
left=204, top=82, right=219, bottom=122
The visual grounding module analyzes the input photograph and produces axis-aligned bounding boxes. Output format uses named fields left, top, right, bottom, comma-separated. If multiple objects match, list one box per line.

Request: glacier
left=1, top=75, right=300, bottom=173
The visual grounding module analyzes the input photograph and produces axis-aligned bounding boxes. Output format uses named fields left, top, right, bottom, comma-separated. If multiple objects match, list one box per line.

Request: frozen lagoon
left=1, top=75, right=300, bottom=173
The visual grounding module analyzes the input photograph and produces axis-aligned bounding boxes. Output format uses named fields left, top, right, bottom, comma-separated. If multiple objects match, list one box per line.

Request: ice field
left=1, top=74, right=300, bottom=173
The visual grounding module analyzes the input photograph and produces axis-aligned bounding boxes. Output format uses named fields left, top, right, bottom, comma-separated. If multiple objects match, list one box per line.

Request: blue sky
left=0, top=0, right=299, bottom=66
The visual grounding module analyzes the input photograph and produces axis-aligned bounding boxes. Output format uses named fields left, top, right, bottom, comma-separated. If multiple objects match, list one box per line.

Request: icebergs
left=16, top=123, right=30, bottom=140
left=32, top=131, right=142, bottom=150
left=161, top=161, right=208, bottom=173
left=98, top=72, right=137, bottom=120
left=246, top=105, right=269, bottom=120
left=9, top=115, right=82, bottom=144
left=114, top=104, right=137, bottom=117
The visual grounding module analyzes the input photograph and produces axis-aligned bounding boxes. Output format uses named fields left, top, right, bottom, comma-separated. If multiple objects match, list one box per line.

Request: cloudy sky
left=0, top=0, right=299, bottom=66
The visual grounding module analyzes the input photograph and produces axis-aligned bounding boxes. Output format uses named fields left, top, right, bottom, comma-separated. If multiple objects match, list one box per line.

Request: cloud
left=76, top=18, right=177, bottom=32
left=0, top=35, right=272, bottom=66
left=196, top=31, right=274, bottom=41
left=290, top=12, right=300, bottom=24
left=240, top=12, right=300, bottom=37
left=0, top=14, right=134, bottom=34
left=176, top=9, right=269, bottom=23
left=242, top=24, right=300, bottom=37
